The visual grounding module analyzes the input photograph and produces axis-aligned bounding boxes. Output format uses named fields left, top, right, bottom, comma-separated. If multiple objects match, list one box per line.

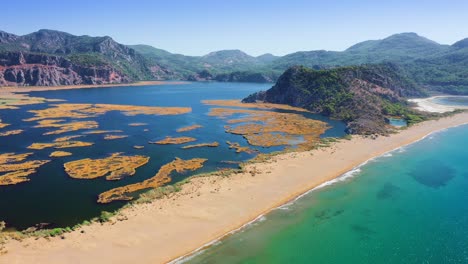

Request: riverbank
left=2, top=112, right=468, bottom=264
left=0, top=81, right=188, bottom=93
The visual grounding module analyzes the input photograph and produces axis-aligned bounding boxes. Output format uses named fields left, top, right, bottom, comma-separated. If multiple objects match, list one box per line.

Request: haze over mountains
left=1, top=29, right=468, bottom=94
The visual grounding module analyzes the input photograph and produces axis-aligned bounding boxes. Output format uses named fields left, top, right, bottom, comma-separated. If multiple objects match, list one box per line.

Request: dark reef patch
left=377, top=182, right=402, bottom=200
left=409, top=159, right=455, bottom=188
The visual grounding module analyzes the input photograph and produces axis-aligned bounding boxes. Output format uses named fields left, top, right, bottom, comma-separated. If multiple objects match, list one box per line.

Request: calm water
left=0, top=82, right=346, bottom=230
left=387, top=118, right=407, bottom=127
left=187, top=125, right=468, bottom=264
left=432, top=96, right=468, bottom=106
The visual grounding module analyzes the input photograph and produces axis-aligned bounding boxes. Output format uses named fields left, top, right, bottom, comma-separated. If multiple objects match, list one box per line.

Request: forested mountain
left=1, top=29, right=468, bottom=94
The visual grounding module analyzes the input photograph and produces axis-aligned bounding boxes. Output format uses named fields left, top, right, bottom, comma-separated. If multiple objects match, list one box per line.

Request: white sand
left=409, top=96, right=468, bottom=113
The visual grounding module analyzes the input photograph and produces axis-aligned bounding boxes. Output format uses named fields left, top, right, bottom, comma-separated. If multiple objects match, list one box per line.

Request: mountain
left=0, top=29, right=171, bottom=86
left=243, top=64, right=426, bottom=135
left=271, top=33, right=449, bottom=69
left=345, top=33, right=449, bottom=59
left=2, top=29, right=468, bottom=94
left=130, top=45, right=279, bottom=82
left=256, top=53, right=278, bottom=63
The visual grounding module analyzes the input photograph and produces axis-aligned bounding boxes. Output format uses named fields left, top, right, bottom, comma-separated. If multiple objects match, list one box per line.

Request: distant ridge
left=1, top=29, right=468, bottom=94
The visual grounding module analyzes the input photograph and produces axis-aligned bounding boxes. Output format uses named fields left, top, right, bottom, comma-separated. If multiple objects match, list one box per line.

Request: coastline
left=2, top=112, right=468, bottom=264
left=0, top=81, right=188, bottom=93
left=409, top=95, right=468, bottom=113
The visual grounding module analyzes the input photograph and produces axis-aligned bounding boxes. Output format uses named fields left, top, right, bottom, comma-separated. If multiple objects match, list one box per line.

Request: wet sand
left=2, top=112, right=468, bottom=264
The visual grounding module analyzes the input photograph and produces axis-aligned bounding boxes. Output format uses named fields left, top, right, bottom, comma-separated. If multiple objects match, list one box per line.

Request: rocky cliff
left=243, top=64, right=426, bottom=135
left=0, top=29, right=172, bottom=86
left=0, top=51, right=131, bottom=86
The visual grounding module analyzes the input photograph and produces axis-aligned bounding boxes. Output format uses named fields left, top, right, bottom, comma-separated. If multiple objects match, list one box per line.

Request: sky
left=2, top=0, right=468, bottom=56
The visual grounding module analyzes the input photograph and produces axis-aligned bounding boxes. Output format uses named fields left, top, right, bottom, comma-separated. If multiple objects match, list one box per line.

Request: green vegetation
left=3, top=30, right=468, bottom=91
left=244, top=64, right=427, bottom=134
left=67, top=53, right=108, bottom=67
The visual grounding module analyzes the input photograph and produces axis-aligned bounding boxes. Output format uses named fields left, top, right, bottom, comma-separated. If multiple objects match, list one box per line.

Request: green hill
left=243, top=64, right=427, bottom=135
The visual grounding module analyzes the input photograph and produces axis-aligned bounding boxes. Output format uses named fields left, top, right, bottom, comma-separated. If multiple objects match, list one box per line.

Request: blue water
left=388, top=118, right=407, bottom=127
left=432, top=96, right=468, bottom=107
left=0, top=82, right=346, bottom=230
left=187, top=125, right=468, bottom=264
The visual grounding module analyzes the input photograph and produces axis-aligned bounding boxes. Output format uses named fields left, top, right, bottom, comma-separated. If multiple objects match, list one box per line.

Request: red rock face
left=0, top=52, right=131, bottom=86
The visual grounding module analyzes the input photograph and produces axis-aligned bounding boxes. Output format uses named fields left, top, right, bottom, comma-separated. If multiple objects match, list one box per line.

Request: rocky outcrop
left=0, top=51, right=130, bottom=86
left=0, top=29, right=175, bottom=86
left=244, top=64, right=426, bottom=135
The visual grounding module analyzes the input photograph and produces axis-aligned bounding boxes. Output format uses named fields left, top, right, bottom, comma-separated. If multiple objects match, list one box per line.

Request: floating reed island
left=226, top=141, right=255, bottom=153
left=176, top=124, right=203, bottom=132
left=98, top=157, right=207, bottom=203
left=103, top=134, right=128, bottom=140
left=202, top=99, right=310, bottom=112
left=27, top=141, right=94, bottom=150
left=24, top=103, right=192, bottom=122
left=128, top=123, right=148, bottom=127
left=64, top=153, right=150, bottom=181
left=181, top=142, right=220, bottom=149
left=33, top=120, right=98, bottom=135
left=82, top=130, right=123, bottom=135
left=205, top=100, right=328, bottom=150
left=49, top=151, right=72, bottom=158
left=150, top=136, right=197, bottom=145
left=0, top=93, right=59, bottom=110
left=0, top=129, right=23, bottom=136
left=0, top=153, right=49, bottom=186
left=53, top=135, right=84, bottom=142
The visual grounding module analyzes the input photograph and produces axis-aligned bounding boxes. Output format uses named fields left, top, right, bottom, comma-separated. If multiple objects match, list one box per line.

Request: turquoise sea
left=187, top=124, right=468, bottom=264
left=0, top=82, right=346, bottom=230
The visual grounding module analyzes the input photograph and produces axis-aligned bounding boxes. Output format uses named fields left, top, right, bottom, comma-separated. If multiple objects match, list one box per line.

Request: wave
left=172, top=123, right=468, bottom=263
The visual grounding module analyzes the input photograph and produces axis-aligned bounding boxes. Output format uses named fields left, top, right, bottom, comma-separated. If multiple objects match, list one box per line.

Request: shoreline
left=409, top=95, right=468, bottom=113
left=171, top=114, right=468, bottom=263
left=2, top=112, right=468, bottom=264
left=0, top=81, right=189, bottom=93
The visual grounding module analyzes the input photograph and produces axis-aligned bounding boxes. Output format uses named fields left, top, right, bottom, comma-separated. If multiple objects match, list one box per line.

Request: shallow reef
left=97, top=157, right=207, bottom=203
left=64, top=153, right=150, bottom=181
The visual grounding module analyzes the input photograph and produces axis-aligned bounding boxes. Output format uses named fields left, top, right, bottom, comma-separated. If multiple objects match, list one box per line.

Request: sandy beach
left=409, top=96, right=468, bottom=113
left=0, top=81, right=188, bottom=94
left=2, top=111, right=468, bottom=264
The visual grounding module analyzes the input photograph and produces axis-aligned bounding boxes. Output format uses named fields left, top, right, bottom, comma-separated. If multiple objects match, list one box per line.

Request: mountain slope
left=0, top=29, right=172, bottom=86
left=244, top=64, right=426, bottom=135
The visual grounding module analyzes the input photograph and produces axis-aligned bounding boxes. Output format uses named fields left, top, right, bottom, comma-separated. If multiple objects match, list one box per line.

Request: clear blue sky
left=3, top=0, right=468, bottom=56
